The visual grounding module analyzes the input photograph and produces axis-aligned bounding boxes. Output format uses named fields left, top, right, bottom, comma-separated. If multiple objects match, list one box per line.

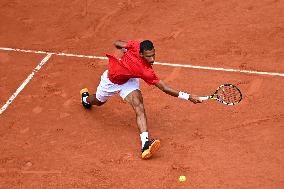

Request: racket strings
left=217, top=86, right=242, bottom=104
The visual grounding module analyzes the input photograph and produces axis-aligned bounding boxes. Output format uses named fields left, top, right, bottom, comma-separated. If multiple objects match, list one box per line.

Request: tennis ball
left=179, top=175, right=186, bottom=182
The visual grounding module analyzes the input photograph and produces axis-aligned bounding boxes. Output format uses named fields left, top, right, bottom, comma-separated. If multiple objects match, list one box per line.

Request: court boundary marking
left=0, top=46, right=283, bottom=115
left=1, top=47, right=284, bottom=77
left=0, top=53, right=52, bottom=114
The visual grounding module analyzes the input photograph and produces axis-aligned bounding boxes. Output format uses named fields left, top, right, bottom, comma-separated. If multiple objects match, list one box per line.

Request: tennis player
left=80, top=40, right=202, bottom=159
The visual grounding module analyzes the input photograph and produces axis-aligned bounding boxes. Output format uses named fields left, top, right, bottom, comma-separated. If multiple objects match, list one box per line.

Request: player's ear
left=139, top=52, right=144, bottom=58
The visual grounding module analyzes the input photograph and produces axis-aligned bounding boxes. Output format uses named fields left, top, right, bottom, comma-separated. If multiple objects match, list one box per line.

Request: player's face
left=141, top=49, right=155, bottom=65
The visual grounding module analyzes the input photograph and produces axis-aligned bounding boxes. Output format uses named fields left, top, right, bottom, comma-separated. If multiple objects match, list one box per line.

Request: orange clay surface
left=0, top=0, right=283, bottom=188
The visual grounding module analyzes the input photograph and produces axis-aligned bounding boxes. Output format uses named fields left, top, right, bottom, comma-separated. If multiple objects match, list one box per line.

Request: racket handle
left=199, top=96, right=210, bottom=101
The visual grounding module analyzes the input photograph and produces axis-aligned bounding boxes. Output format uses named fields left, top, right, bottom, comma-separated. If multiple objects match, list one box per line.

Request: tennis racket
left=199, top=84, right=242, bottom=105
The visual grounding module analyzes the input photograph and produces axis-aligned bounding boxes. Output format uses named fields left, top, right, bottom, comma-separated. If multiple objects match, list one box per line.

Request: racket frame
left=201, top=84, right=242, bottom=105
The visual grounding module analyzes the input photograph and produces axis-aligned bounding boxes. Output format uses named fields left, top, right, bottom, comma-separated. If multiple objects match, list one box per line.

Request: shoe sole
left=141, top=140, right=161, bottom=159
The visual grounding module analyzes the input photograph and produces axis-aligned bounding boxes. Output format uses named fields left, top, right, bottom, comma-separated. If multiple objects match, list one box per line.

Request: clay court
left=0, top=0, right=283, bottom=188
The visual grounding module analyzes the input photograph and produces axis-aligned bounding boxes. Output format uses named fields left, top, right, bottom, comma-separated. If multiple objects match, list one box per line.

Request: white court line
left=0, top=54, right=52, bottom=115
left=0, top=47, right=108, bottom=60
left=154, top=62, right=284, bottom=77
left=0, top=47, right=284, bottom=77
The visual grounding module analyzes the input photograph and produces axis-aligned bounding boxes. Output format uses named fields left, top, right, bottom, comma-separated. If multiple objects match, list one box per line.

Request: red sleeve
left=106, top=54, right=119, bottom=69
left=141, top=69, right=160, bottom=85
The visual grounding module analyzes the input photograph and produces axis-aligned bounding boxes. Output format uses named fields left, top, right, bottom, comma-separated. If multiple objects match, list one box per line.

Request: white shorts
left=96, top=70, right=140, bottom=102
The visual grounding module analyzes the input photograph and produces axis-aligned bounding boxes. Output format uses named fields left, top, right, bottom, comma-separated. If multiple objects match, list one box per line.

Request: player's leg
left=121, top=80, right=160, bottom=159
left=124, top=89, right=147, bottom=133
left=81, top=88, right=106, bottom=108
left=87, top=94, right=105, bottom=106
left=87, top=93, right=106, bottom=106
left=80, top=70, right=115, bottom=109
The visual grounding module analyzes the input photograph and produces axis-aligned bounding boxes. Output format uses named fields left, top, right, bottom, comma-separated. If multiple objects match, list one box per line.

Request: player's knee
left=133, top=99, right=145, bottom=115
left=126, top=90, right=145, bottom=114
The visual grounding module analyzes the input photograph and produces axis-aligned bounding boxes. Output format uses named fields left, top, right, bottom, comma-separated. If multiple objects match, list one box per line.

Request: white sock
left=140, top=132, right=149, bottom=148
left=82, top=96, right=89, bottom=104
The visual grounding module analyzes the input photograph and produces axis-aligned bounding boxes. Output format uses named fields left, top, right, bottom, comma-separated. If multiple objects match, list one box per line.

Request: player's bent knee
left=133, top=101, right=145, bottom=115
left=125, top=90, right=145, bottom=112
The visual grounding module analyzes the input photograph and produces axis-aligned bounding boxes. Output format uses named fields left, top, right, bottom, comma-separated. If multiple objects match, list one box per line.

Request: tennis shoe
left=80, top=88, right=92, bottom=109
left=141, top=139, right=160, bottom=159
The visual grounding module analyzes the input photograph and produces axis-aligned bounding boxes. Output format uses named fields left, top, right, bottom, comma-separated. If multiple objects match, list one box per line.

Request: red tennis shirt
left=106, top=40, right=160, bottom=85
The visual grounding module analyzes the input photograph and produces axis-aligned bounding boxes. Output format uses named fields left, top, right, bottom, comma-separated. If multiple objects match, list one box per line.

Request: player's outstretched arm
left=155, top=80, right=202, bottom=104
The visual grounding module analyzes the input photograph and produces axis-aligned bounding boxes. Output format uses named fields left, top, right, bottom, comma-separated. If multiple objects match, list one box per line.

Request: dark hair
left=140, top=40, right=154, bottom=53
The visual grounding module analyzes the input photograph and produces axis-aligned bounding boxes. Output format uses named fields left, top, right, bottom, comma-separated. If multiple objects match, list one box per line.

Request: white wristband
left=178, top=91, right=190, bottom=100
